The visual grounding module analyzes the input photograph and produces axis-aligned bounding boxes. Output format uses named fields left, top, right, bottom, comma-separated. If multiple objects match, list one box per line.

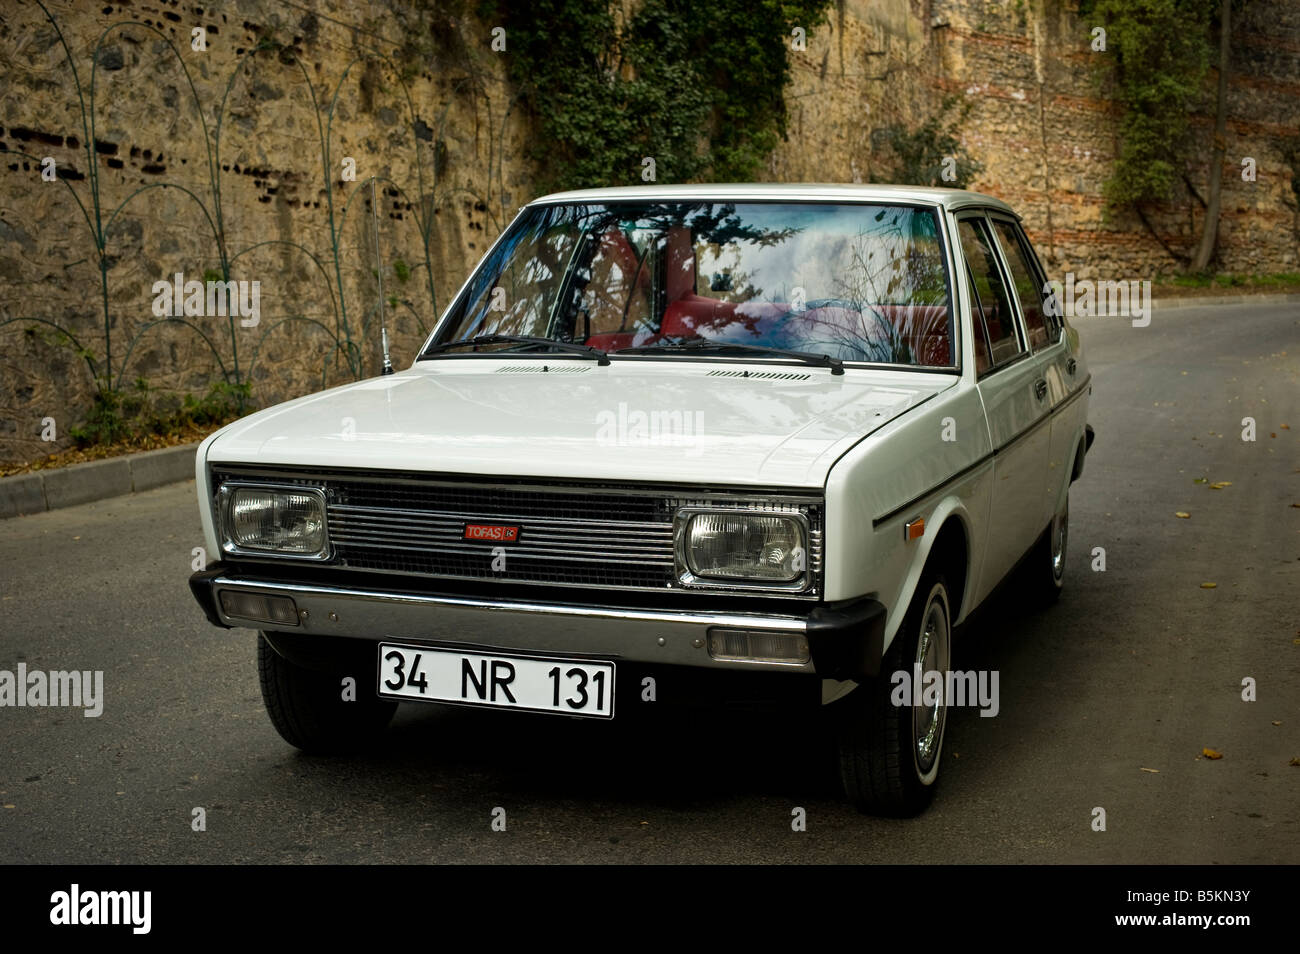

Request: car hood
left=205, top=359, right=950, bottom=487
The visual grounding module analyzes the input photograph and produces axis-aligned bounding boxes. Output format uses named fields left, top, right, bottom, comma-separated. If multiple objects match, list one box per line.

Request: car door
left=955, top=212, right=1051, bottom=603
left=987, top=215, right=1080, bottom=529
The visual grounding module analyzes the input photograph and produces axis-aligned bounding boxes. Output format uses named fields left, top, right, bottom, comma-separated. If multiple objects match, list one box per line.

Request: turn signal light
left=219, top=590, right=299, bottom=626
left=707, top=628, right=810, bottom=665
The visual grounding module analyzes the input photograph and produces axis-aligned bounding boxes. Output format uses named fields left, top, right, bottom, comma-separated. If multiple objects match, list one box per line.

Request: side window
left=992, top=219, right=1053, bottom=352
left=957, top=217, right=1023, bottom=370
left=966, top=271, right=991, bottom=375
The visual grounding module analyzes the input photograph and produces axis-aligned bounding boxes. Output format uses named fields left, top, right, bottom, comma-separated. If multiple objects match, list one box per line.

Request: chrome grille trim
left=211, top=468, right=823, bottom=597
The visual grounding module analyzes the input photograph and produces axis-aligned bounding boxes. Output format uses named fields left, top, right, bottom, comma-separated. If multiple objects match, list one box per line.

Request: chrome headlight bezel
left=218, top=481, right=331, bottom=561
left=673, top=505, right=813, bottom=593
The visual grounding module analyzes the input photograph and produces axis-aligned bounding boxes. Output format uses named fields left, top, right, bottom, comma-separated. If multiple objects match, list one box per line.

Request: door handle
left=1034, top=379, right=1048, bottom=400
left=1066, top=357, right=1077, bottom=375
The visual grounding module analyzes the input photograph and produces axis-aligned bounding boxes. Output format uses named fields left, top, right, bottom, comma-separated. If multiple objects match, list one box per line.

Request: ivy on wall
left=1079, top=0, right=1218, bottom=212
left=481, top=0, right=833, bottom=191
left=873, top=97, right=983, bottom=189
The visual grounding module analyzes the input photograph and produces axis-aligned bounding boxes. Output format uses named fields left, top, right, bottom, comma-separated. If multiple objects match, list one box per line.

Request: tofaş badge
left=463, top=523, right=519, bottom=543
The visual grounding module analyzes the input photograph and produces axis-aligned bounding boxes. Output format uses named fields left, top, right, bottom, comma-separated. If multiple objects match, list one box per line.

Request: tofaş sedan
left=189, top=184, right=1094, bottom=816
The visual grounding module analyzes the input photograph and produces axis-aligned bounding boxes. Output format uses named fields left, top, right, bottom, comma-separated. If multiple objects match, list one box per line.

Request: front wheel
left=835, top=572, right=952, bottom=816
left=257, top=633, right=396, bottom=754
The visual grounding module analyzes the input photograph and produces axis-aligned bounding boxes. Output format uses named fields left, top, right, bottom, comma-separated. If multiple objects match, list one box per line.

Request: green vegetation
left=484, top=0, right=833, bottom=190
left=1160, top=271, right=1300, bottom=289
left=874, top=96, right=983, bottom=188
left=1078, top=0, right=1218, bottom=213
left=68, top=379, right=250, bottom=448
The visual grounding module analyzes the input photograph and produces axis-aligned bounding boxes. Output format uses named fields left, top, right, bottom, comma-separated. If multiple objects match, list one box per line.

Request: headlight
left=221, top=484, right=328, bottom=559
left=677, top=509, right=808, bottom=588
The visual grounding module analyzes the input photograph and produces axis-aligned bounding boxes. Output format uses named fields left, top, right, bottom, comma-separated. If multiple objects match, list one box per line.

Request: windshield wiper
left=423, top=334, right=609, bottom=365
left=615, top=340, right=844, bottom=375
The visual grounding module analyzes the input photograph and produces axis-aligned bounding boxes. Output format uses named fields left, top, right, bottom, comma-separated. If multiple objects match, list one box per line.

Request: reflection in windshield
left=426, top=202, right=955, bottom=367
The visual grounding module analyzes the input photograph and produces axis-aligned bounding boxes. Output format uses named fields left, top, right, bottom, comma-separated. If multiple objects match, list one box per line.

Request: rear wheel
left=835, top=572, right=952, bottom=816
left=257, top=633, right=396, bottom=754
left=1029, top=493, right=1068, bottom=604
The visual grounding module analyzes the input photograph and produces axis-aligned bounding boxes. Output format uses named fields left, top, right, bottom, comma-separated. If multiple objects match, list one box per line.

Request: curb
left=1151, top=293, right=1300, bottom=310
left=1067, top=293, right=1300, bottom=320
left=0, top=442, right=199, bottom=519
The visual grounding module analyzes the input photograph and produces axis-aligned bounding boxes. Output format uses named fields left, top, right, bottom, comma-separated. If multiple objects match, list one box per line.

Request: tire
left=836, top=572, right=953, bottom=816
left=1029, top=493, right=1069, bottom=605
left=257, top=632, right=396, bottom=754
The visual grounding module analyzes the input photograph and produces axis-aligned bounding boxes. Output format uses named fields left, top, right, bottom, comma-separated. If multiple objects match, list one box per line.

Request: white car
left=189, top=184, right=1093, bottom=816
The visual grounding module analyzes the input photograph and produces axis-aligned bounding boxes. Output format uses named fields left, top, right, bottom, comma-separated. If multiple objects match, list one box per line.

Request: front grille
left=212, top=468, right=823, bottom=596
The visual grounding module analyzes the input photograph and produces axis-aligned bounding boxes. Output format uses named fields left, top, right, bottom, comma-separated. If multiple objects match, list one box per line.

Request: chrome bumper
left=190, top=566, right=885, bottom=678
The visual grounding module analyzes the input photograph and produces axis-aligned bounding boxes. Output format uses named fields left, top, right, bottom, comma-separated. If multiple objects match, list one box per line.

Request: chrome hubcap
left=913, top=591, right=950, bottom=775
left=1051, top=503, right=1068, bottom=582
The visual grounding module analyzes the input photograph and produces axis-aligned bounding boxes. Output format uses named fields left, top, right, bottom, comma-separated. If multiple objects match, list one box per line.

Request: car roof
left=528, top=182, right=1017, bottom=216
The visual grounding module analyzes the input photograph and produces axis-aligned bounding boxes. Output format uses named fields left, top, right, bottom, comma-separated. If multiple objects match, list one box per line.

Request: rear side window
left=957, top=217, right=1023, bottom=371
left=965, top=271, right=992, bottom=374
left=992, top=219, right=1054, bottom=351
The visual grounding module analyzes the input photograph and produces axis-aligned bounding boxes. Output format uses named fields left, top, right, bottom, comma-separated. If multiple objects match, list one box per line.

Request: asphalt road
left=1, top=300, right=1296, bottom=864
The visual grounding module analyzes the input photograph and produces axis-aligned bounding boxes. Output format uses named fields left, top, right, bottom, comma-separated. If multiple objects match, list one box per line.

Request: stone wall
left=1, top=0, right=533, bottom=465
left=771, top=0, right=1300, bottom=279
left=2, top=0, right=1297, bottom=465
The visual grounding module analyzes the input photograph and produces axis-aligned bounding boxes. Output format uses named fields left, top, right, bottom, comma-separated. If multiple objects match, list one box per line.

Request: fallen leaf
left=1203, top=747, right=1223, bottom=760
left=1209, top=481, right=1232, bottom=489
left=1282, top=424, right=1291, bottom=430
left=1193, top=477, right=1208, bottom=484
left=1290, top=757, right=1300, bottom=767
left=1175, top=511, right=1191, bottom=518
left=1271, top=433, right=1277, bottom=438
left=1140, top=767, right=1160, bottom=773
left=1272, top=721, right=1282, bottom=726
left=1200, top=582, right=1217, bottom=589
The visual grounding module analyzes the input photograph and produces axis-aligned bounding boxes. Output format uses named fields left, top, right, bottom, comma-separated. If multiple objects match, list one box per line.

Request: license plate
left=377, top=644, right=615, bottom=719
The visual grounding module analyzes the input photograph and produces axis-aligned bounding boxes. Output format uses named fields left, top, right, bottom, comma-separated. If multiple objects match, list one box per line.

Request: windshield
left=423, top=201, right=955, bottom=367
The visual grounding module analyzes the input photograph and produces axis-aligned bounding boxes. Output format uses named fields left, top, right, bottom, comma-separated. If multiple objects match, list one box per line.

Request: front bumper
left=189, top=565, right=885, bottom=679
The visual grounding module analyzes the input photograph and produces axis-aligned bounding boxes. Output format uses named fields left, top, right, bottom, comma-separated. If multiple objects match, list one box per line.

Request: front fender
left=880, top=495, right=976, bottom=654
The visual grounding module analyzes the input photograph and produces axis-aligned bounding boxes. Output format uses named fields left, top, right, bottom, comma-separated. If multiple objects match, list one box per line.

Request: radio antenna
left=371, top=176, right=394, bottom=376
